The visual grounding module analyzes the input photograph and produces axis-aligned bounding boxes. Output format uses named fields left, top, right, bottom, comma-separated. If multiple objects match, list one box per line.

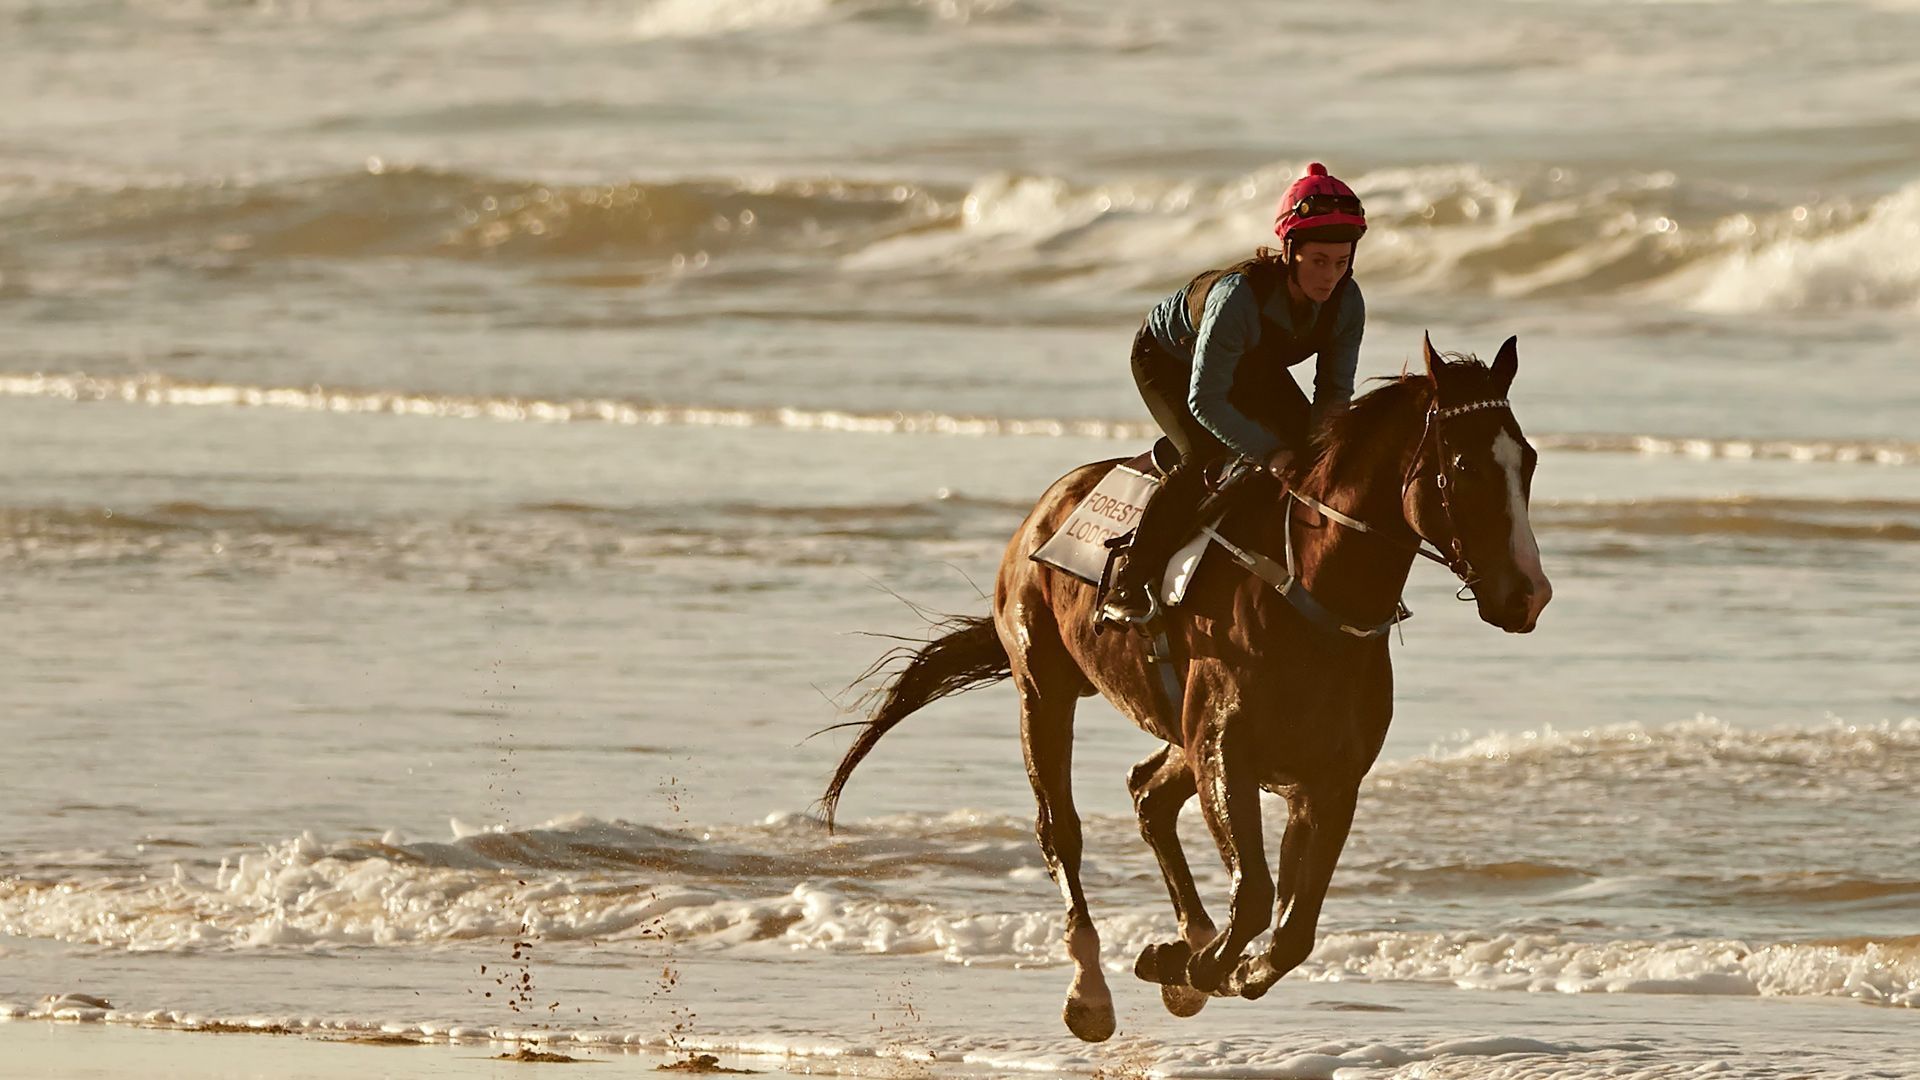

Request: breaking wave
left=3, top=813, right=1915, bottom=1009
left=1306, top=928, right=1920, bottom=1007
left=2, top=719, right=1914, bottom=1016
left=1529, top=432, right=1916, bottom=466
left=8, top=161, right=1920, bottom=315
left=633, top=0, right=1025, bottom=39
left=0, top=166, right=943, bottom=264
left=5, top=373, right=1915, bottom=466
left=1412, top=715, right=1920, bottom=775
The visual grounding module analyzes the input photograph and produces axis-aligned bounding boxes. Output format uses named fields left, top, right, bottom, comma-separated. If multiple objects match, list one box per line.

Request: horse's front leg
left=1229, top=784, right=1358, bottom=1000
left=1185, top=717, right=1274, bottom=994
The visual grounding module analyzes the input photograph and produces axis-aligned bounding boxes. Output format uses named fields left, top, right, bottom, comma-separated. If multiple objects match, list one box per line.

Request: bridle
left=1395, top=393, right=1515, bottom=598
left=1291, top=391, right=1513, bottom=594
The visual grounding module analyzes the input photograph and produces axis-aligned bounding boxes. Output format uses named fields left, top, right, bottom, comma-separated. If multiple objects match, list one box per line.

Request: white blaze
left=1492, top=430, right=1552, bottom=626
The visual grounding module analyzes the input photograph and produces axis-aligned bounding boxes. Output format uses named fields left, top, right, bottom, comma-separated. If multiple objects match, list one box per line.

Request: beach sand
left=0, top=1021, right=819, bottom=1080
left=8, top=951, right=1918, bottom=1079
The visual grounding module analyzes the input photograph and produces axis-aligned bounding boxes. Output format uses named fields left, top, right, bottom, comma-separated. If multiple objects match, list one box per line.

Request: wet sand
left=0, top=1022, right=815, bottom=1080
left=9, top=952, right=1918, bottom=1079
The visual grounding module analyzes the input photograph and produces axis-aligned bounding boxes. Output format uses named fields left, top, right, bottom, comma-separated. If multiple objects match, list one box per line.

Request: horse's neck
left=1283, top=399, right=1427, bottom=617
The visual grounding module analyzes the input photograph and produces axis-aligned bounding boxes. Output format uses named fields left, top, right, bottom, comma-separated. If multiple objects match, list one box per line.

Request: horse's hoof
left=1227, top=955, right=1280, bottom=1000
left=1062, top=997, right=1116, bottom=1043
left=1186, top=949, right=1229, bottom=994
left=1160, top=983, right=1209, bottom=1017
left=1133, top=940, right=1192, bottom=986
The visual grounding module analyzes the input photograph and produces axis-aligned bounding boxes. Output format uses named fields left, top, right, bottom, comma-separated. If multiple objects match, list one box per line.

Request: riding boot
left=1099, top=462, right=1209, bottom=626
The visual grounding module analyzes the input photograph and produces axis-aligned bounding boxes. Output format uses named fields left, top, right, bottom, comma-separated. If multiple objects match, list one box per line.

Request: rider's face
left=1291, top=241, right=1352, bottom=303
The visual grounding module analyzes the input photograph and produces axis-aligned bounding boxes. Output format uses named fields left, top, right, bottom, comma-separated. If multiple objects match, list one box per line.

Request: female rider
left=1100, top=162, right=1369, bottom=625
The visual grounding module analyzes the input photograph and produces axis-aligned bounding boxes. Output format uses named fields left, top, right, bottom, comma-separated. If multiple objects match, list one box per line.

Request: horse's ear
left=1420, top=332, right=1442, bottom=385
left=1492, top=335, right=1519, bottom=394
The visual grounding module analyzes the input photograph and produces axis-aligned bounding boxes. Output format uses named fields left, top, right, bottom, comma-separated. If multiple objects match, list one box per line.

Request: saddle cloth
left=1029, top=451, right=1214, bottom=608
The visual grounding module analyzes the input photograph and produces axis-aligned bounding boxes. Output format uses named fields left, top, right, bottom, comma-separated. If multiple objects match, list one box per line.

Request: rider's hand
left=1265, top=447, right=1294, bottom=479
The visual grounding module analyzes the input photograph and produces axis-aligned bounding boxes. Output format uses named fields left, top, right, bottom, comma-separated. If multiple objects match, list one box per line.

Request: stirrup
left=1097, top=583, right=1158, bottom=628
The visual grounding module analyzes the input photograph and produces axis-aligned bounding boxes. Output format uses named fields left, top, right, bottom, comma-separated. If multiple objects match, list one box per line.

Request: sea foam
left=4, top=373, right=1914, bottom=466
left=3, top=815, right=1914, bottom=1009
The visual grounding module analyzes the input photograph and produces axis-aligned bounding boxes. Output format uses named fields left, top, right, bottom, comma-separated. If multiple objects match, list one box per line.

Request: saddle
left=1029, top=437, right=1234, bottom=610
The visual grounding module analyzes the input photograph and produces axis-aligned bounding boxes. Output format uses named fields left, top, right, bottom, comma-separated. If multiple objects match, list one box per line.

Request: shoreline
left=0, top=1020, right=833, bottom=1079
left=9, top=965, right=1920, bottom=1080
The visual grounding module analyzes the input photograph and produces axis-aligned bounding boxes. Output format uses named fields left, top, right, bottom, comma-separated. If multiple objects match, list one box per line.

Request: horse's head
left=1403, top=333, right=1553, bottom=633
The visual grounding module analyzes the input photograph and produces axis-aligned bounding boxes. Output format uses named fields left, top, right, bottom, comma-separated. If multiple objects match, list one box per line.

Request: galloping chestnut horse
left=822, top=334, right=1551, bottom=1041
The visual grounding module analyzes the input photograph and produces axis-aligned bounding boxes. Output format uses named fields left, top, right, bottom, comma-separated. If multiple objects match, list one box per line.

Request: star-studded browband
left=1437, top=399, right=1510, bottom=420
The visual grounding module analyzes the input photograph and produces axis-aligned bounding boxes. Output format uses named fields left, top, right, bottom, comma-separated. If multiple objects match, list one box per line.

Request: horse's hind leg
left=1016, top=670, right=1114, bottom=1042
left=1126, top=744, right=1213, bottom=1017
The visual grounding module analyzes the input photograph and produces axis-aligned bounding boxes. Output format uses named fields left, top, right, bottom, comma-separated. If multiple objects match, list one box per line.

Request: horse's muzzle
left=1479, top=574, right=1552, bottom=634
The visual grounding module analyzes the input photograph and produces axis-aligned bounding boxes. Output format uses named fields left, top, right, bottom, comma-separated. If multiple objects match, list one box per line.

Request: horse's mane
left=1297, top=354, right=1490, bottom=489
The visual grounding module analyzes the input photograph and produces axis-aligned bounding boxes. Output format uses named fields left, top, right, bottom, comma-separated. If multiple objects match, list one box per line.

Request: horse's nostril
left=1505, top=589, right=1534, bottom=624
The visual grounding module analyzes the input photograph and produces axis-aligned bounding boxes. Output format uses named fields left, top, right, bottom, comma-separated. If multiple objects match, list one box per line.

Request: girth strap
left=1096, top=529, right=1187, bottom=711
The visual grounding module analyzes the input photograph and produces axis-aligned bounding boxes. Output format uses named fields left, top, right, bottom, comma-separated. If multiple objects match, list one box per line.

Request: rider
left=1100, top=162, right=1368, bottom=626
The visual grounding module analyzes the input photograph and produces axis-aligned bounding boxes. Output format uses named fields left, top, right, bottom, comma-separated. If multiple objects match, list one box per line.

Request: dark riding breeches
left=1129, top=324, right=1311, bottom=468
left=1117, top=326, right=1309, bottom=592
left=1132, top=327, right=1228, bottom=467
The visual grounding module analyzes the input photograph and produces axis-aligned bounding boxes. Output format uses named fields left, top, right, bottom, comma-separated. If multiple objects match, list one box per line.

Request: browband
left=1437, top=398, right=1510, bottom=420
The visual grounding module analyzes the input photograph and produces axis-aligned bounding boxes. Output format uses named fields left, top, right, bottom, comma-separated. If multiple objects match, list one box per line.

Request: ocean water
left=3, top=0, right=1919, bottom=1076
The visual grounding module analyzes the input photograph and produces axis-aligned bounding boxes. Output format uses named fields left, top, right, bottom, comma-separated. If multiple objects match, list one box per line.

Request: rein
left=1205, top=393, right=1513, bottom=640
left=1289, top=488, right=1453, bottom=571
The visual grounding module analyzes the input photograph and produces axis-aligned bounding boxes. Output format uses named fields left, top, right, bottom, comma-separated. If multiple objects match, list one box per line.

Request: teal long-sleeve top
left=1144, top=272, right=1366, bottom=462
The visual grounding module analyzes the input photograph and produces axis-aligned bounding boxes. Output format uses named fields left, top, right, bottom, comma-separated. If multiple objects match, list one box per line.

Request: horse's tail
left=819, top=614, right=1011, bottom=831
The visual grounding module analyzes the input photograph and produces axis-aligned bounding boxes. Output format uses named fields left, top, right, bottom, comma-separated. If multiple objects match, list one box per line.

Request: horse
left=820, top=333, right=1551, bottom=1042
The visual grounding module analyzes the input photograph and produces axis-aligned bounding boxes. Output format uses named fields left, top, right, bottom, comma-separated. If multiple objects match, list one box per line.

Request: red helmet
left=1273, top=162, right=1367, bottom=254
